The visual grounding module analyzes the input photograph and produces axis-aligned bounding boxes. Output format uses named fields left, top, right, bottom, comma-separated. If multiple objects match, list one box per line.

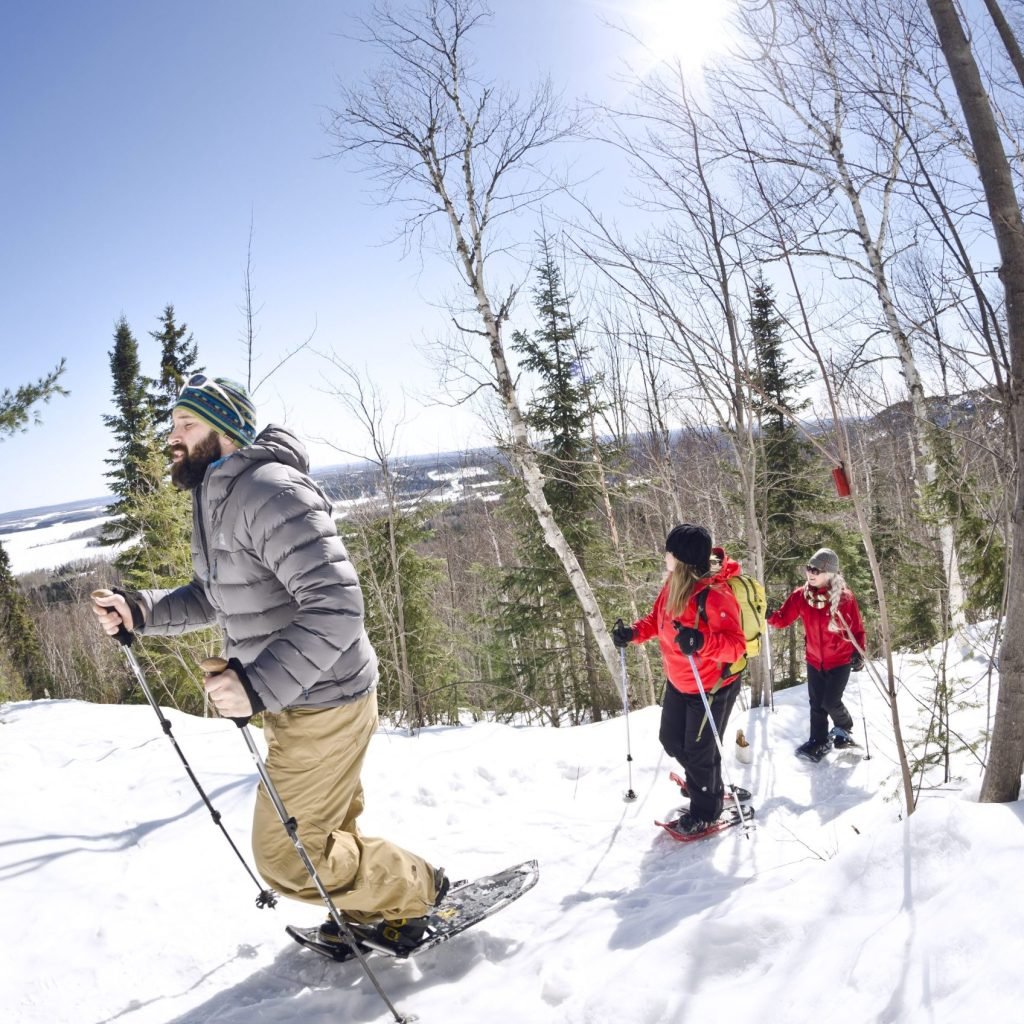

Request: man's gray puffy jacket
left=136, top=425, right=378, bottom=712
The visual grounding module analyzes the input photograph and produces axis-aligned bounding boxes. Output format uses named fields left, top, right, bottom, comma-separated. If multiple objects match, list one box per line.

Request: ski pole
left=762, top=620, right=775, bottom=713
left=90, top=590, right=278, bottom=909
left=685, top=653, right=754, bottom=838
left=199, top=657, right=415, bottom=1024
left=614, top=621, right=637, bottom=802
left=851, top=661, right=872, bottom=760
left=831, top=613, right=872, bottom=761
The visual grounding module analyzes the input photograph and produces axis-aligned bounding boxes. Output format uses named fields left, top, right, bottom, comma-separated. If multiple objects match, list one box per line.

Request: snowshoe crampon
left=286, top=859, right=539, bottom=962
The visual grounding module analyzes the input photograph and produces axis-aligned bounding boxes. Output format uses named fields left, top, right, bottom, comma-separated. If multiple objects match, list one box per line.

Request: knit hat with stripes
left=174, top=375, right=257, bottom=448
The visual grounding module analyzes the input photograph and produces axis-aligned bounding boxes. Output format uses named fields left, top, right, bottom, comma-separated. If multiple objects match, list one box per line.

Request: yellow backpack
left=696, top=574, right=767, bottom=679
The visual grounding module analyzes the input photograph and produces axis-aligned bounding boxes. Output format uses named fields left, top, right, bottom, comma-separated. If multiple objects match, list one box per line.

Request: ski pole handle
left=199, top=657, right=252, bottom=728
left=91, top=588, right=134, bottom=647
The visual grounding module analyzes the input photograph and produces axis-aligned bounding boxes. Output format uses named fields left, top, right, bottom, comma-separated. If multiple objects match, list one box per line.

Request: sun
left=606, top=0, right=738, bottom=76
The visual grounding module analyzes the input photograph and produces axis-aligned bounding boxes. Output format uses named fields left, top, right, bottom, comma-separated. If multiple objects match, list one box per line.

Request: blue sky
left=0, top=1, right=727, bottom=513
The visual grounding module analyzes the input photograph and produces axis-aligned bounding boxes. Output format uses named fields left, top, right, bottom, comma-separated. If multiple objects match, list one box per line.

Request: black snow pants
left=806, top=662, right=854, bottom=743
left=658, top=677, right=741, bottom=822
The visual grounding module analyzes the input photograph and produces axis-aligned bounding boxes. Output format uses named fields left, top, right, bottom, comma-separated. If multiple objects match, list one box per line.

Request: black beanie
left=665, top=524, right=712, bottom=573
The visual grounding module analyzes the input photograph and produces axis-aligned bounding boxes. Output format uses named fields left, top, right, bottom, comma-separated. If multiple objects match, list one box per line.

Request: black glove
left=113, top=587, right=144, bottom=633
left=227, top=657, right=267, bottom=714
left=851, top=654, right=864, bottom=672
left=612, top=620, right=634, bottom=648
left=766, top=600, right=779, bottom=618
left=674, top=622, right=705, bottom=655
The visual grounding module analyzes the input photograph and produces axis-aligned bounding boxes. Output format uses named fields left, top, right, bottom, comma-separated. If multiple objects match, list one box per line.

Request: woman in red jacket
left=767, top=547, right=867, bottom=760
left=613, top=524, right=746, bottom=834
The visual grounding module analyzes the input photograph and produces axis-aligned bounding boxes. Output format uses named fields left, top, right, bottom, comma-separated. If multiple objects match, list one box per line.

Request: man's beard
left=170, top=430, right=223, bottom=490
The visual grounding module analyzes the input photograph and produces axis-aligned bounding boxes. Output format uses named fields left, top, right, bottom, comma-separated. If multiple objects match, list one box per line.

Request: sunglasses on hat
left=179, top=373, right=244, bottom=426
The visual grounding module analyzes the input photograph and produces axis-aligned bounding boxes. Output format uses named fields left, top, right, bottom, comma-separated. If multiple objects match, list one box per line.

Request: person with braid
left=767, top=547, right=867, bottom=761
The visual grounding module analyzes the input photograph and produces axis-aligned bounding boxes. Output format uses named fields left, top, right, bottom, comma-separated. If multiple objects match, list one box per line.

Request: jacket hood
left=711, top=546, right=742, bottom=582
left=234, top=424, right=310, bottom=474
left=201, top=424, right=312, bottom=507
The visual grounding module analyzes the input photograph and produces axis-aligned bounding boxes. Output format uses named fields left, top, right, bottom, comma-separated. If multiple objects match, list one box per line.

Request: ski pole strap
left=90, top=589, right=135, bottom=647
left=199, top=657, right=253, bottom=727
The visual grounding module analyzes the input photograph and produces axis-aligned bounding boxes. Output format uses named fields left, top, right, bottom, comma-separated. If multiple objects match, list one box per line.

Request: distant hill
left=0, top=497, right=116, bottom=534
left=0, top=445, right=506, bottom=533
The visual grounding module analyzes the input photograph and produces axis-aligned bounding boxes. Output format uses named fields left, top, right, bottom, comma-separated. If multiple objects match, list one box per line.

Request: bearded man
left=91, top=374, right=447, bottom=954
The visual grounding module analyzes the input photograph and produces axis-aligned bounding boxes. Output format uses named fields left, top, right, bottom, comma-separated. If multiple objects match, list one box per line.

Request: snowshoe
left=795, top=739, right=832, bottom=762
left=656, top=803, right=755, bottom=842
left=286, top=860, right=538, bottom=962
left=830, top=726, right=858, bottom=749
left=669, top=770, right=752, bottom=804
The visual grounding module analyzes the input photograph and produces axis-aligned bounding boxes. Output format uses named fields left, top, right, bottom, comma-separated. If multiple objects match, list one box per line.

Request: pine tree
left=499, top=236, right=616, bottom=724
left=1, top=361, right=68, bottom=439
left=101, top=318, right=160, bottom=547
left=103, top=314, right=209, bottom=713
left=149, top=305, right=200, bottom=429
left=0, top=543, right=51, bottom=699
left=116, top=443, right=193, bottom=587
left=350, top=509, right=457, bottom=727
left=923, top=414, right=1005, bottom=623
left=748, top=278, right=834, bottom=685
left=0, top=357, right=68, bottom=699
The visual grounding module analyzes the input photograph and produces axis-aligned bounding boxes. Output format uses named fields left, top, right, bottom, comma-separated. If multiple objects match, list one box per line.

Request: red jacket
left=630, top=554, right=746, bottom=695
left=767, top=585, right=866, bottom=671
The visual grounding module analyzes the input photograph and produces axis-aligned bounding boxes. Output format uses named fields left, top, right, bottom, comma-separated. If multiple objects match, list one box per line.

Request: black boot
left=795, top=739, right=831, bottom=761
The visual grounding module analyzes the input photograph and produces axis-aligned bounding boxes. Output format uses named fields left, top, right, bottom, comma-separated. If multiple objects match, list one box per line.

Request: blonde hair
left=667, top=561, right=704, bottom=618
left=804, top=571, right=850, bottom=631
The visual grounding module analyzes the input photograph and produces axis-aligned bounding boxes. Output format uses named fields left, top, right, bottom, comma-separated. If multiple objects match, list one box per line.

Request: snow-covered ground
left=2, top=624, right=1021, bottom=1024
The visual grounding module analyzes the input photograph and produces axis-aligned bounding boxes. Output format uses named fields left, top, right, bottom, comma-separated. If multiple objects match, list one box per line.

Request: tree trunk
left=828, top=109, right=968, bottom=631
left=926, top=0, right=1024, bottom=801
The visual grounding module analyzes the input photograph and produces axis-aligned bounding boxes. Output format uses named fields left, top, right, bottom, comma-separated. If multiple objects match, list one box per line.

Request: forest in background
left=1, top=0, right=1020, bottom=812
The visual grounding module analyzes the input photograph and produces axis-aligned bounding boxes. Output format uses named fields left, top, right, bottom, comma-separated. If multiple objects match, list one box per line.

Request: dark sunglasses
left=804, top=565, right=824, bottom=574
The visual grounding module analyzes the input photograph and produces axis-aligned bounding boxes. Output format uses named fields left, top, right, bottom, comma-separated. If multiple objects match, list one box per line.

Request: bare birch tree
left=325, top=0, right=627, bottom=684
left=580, top=69, right=772, bottom=703
left=313, top=355, right=427, bottom=727
left=726, top=0, right=969, bottom=630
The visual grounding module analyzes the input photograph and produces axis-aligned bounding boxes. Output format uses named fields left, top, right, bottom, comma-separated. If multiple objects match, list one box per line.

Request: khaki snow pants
left=251, top=691, right=437, bottom=923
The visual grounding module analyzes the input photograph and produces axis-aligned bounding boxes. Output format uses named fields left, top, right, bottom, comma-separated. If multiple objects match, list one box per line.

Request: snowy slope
left=2, top=628, right=1022, bottom=1024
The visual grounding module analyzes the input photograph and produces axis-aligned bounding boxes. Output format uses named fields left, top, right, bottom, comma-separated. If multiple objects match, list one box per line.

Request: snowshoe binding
left=670, top=770, right=752, bottom=804
left=830, top=726, right=859, bottom=749
left=795, top=739, right=832, bottom=762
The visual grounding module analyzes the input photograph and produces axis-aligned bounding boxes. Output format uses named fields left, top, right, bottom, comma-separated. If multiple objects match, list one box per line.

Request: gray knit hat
left=808, top=547, right=840, bottom=574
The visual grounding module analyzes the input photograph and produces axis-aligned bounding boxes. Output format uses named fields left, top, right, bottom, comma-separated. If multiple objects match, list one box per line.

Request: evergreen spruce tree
left=0, top=361, right=68, bottom=439
left=749, top=277, right=834, bottom=685
left=0, top=543, right=51, bottom=700
left=349, top=510, right=457, bottom=727
left=0, top=358, right=68, bottom=699
left=116, top=454, right=214, bottom=716
left=101, top=315, right=210, bottom=712
left=923, top=416, right=1005, bottom=623
left=149, top=305, right=200, bottom=429
left=865, top=484, right=937, bottom=649
left=101, top=317, right=160, bottom=548
left=496, top=236, right=616, bottom=724
left=116, top=442, right=193, bottom=587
